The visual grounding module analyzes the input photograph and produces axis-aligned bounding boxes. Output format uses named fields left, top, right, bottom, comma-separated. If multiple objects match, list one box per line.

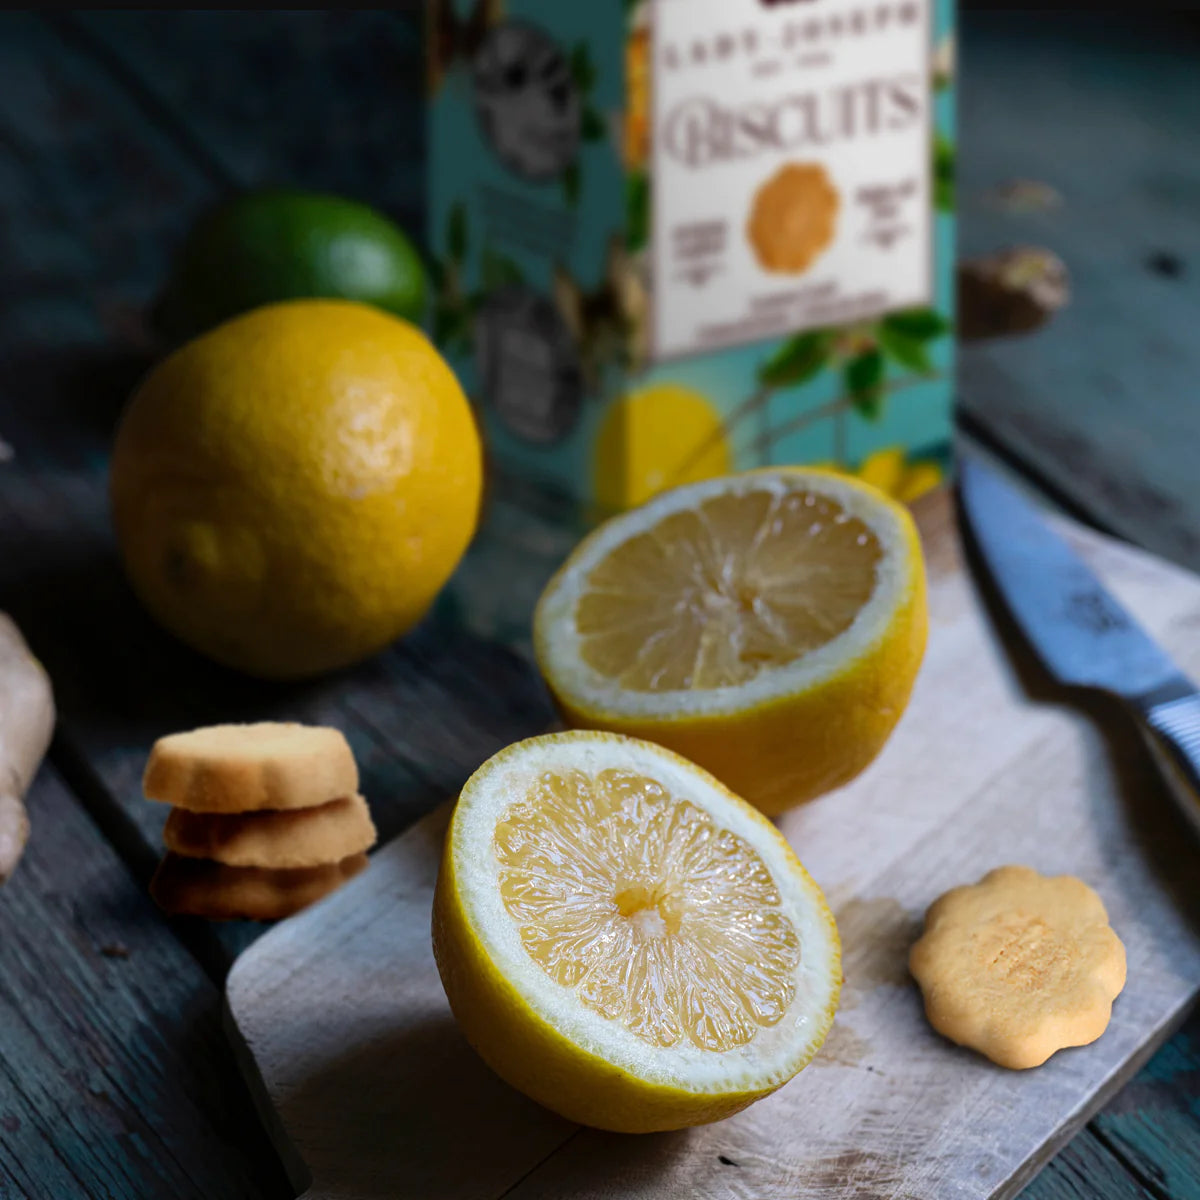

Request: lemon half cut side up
left=433, top=731, right=841, bottom=1132
left=533, top=468, right=928, bottom=814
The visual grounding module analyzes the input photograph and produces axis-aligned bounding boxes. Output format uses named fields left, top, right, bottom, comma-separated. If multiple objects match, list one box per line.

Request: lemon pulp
left=575, top=488, right=882, bottom=690
left=494, top=766, right=800, bottom=1052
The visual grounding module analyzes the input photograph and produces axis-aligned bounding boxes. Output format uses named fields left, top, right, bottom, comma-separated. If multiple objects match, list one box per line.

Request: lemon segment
left=534, top=468, right=927, bottom=813
left=433, top=732, right=841, bottom=1132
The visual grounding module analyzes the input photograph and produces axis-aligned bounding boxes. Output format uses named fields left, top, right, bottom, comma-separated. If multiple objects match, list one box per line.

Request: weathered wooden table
left=1, top=10, right=1197, bottom=1200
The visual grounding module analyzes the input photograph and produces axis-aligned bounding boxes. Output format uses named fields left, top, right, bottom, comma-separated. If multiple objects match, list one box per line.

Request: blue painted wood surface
left=0, top=768, right=290, bottom=1199
left=0, top=10, right=1196, bottom=1199
left=958, top=12, right=1200, bottom=573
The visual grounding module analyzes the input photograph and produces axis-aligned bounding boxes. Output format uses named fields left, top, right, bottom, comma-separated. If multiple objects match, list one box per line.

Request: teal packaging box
left=428, top=0, right=955, bottom=515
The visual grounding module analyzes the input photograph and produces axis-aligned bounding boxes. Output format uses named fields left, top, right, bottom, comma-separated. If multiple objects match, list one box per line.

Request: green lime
left=155, top=191, right=427, bottom=342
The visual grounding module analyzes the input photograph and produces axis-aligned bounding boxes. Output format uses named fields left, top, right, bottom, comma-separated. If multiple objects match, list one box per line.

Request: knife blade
left=959, top=456, right=1200, bottom=838
left=958, top=457, right=1188, bottom=702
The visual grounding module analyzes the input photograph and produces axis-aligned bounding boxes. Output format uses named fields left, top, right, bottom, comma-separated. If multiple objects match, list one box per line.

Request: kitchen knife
left=958, top=456, right=1200, bottom=838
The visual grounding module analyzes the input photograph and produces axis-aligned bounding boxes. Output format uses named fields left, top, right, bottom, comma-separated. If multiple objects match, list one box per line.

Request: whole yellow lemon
left=111, top=300, right=482, bottom=679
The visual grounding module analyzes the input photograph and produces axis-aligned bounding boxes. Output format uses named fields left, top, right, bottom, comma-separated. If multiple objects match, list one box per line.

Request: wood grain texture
left=1090, top=1018, right=1200, bottom=1200
left=59, top=9, right=425, bottom=230
left=0, top=11, right=212, bottom=348
left=1022, top=1133, right=1156, bottom=1200
left=0, top=765, right=288, bottom=1200
left=226, top=490, right=1200, bottom=1200
left=958, top=13, right=1200, bottom=572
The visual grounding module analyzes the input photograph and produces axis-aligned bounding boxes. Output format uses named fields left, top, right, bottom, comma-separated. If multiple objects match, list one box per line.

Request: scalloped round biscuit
left=150, top=852, right=368, bottom=921
left=909, top=865, right=1126, bottom=1070
left=143, top=722, right=359, bottom=813
left=163, top=794, right=376, bottom=869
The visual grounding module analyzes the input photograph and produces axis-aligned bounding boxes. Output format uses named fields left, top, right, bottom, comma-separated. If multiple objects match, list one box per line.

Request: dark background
left=4, top=8, right=1200, bottom=569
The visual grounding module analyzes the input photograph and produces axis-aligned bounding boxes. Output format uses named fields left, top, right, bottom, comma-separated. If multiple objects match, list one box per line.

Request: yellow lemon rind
left=432, top=731, right=842, bottom=1132
left=533, top=468, right=928, bottom=814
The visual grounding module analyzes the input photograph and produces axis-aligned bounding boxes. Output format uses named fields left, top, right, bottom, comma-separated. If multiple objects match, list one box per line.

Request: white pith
left=450, top=733, right=840, bottom=1094
left=535, top=469, right=914, bottom=718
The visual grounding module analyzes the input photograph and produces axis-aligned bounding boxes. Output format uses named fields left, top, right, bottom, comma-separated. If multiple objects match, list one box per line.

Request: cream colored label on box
left=650, top=0, right=932, bottom=361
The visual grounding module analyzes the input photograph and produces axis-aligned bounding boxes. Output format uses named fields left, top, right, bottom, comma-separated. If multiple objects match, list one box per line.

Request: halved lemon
left=534, top=468, right=927, bottom=814
left=432, top=732, right=840, bottom=1131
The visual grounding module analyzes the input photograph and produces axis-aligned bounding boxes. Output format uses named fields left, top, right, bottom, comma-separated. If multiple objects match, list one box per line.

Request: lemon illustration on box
left=429, top=0, right=956, bottom=515
left=593, top=383, right=730, bottom=512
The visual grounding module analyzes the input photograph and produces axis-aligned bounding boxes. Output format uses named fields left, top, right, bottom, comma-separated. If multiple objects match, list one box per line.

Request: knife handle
left=1138, top=692, right=1200, bottom=839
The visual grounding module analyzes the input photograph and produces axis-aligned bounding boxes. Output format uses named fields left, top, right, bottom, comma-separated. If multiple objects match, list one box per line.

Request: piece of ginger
left=0, top=613, right=54, bottom=883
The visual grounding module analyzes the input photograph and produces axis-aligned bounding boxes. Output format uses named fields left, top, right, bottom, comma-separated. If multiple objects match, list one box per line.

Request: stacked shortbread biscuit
left=146, top=722, right=376, bottom=920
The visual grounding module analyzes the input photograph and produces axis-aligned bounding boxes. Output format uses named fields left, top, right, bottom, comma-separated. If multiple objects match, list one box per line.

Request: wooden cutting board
left=225, top=489, right=1200, bottom=1200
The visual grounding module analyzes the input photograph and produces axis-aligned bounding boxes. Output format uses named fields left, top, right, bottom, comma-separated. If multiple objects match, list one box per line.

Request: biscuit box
left=427, top=0, right=956, bottom=517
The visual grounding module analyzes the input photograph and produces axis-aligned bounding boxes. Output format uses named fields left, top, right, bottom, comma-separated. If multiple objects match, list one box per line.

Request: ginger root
left=0, top=613, right=54, bottom=883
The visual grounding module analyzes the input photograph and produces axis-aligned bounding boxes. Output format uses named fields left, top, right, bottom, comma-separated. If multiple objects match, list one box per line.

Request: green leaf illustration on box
left=481, top=244, right=525, bottom=290
left=845, top=349, right=886, bottom=420
left=883, top=308, right=950, bottom=341
left=757, top=332, right=834, bottom=389
left=581, top=108, right=606, bottom=142
left=561, top=161, right=582, bottom=208
left=686, top=307, right=952, bottom=473
left=625, top=170, right=649, bottom=254
left=569, top=42, right=596, bottom=93
left=934, top=133, right=956, bottom=213
left=557, top=42, right=606, bottom=209
left=431, top=202, right=524, bottom=359
left=877, top=325, right=932, bottom=372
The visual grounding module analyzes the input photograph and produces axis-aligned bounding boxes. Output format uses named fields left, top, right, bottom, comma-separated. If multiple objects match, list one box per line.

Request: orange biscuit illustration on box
left=747, top=162, right=840, bottom=274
